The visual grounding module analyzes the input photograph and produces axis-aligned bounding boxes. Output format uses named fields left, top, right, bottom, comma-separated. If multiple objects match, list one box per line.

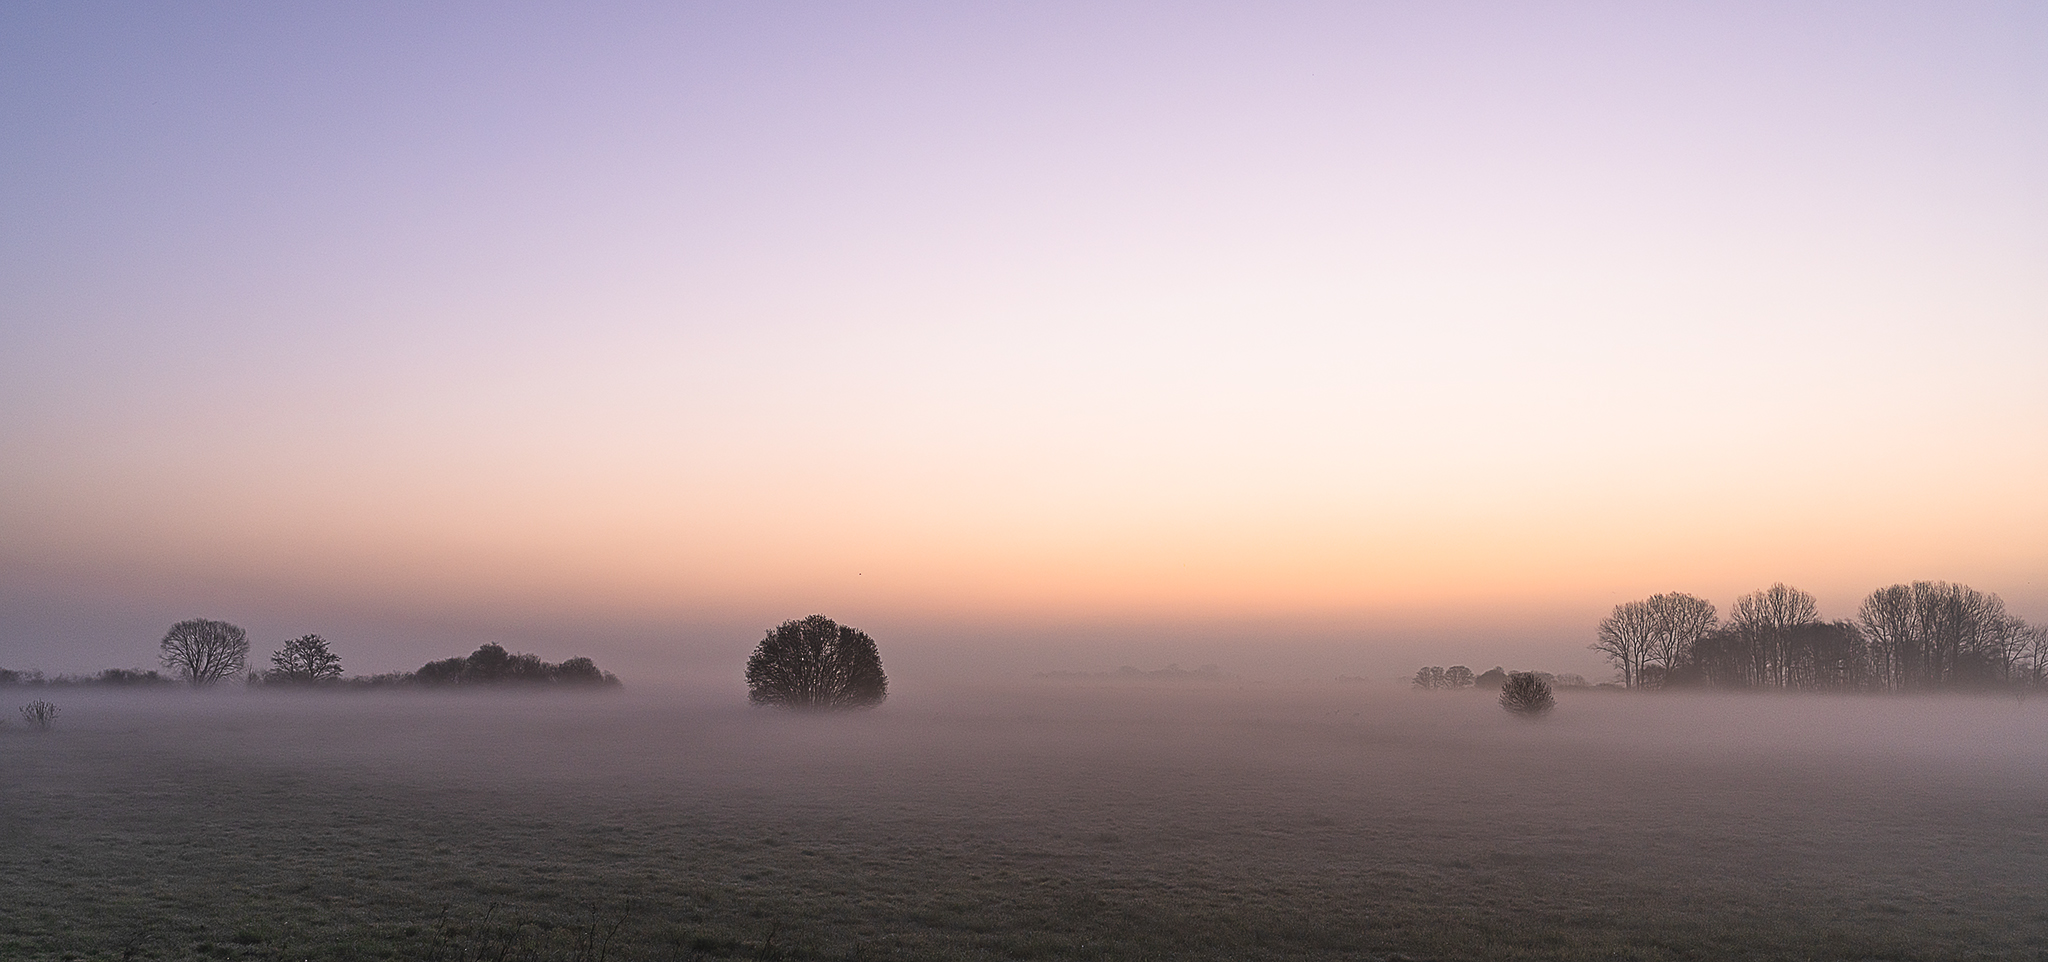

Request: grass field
left=2, top=682, right=2044, bottom=961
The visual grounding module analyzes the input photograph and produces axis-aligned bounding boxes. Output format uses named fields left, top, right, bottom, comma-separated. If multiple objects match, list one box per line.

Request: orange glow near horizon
left=8, top=423, right=2041, bottom=630
left=2, top=4, right=2044, bottom=675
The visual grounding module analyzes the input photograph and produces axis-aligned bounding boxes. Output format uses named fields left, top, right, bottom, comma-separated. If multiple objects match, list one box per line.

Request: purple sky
left=3, top=2, right=2043, bottom=682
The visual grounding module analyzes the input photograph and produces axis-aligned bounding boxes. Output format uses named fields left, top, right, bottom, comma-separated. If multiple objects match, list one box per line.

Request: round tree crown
left=745, top=615, right=887, bottom=710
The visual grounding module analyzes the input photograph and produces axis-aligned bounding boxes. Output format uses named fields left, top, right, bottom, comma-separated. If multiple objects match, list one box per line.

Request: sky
left=2, top=1, right=2044, bottom=682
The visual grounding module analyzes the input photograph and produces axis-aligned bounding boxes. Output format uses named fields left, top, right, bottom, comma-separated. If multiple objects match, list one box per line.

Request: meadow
left=2, top=681, right=2044, bottom=961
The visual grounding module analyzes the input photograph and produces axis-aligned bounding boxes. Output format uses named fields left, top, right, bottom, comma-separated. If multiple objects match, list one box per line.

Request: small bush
left=1498, top=673, right=1555, bottom=717
left=19, top=700, right=59, bottom=731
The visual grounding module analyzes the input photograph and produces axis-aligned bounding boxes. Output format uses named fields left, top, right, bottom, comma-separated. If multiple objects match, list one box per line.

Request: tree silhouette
left=552, top=656, right=617, bottom=685
left=2022, top=624, right=2048, bottom=688
left=745, top=615, right=887, bottom=710
left=1592, top=601, right=1654, bottom=688
left=1726, top=584, right=1821, bottom=687
left=160, top=619, right=250, bottom=687
left=267, top=634, right=343, bottom=685
left=411, top=644, right=621, bottom=687
left=1859, top=581, right=2028, bottom=690
left=1593, top=592, right=1716, bottom=688
left=1498, top=672, right=1555, bottom=717
left=458, top=643, right=550, bottom=683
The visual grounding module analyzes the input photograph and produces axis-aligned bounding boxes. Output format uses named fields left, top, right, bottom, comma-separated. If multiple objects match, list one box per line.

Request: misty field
left=3, top=683, right=2045, bottom=961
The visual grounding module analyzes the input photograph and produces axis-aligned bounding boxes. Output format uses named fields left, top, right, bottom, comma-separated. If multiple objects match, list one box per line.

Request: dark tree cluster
left=413, top=644, right=621, bottom=688
left=745, top=615, right=888, bottom=710
left=1593, top=581, right=2043, bottom=692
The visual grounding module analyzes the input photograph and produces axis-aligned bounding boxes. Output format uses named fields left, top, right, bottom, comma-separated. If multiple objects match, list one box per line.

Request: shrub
left=19, top=700, right=59, bottom=732
left=1498, top=672, right=1555, bottom=717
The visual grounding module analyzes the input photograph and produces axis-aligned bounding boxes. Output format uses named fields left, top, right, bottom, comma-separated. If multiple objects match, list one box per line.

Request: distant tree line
left=412, top=643, right=619, bottom=688
left=1, top=621, right=620, bottom=691
left=0, top=667, right=179, bottom=688
left=1413, top=665, right=1590, bottom=691
left=1593, top=581, right=2046, bottom=691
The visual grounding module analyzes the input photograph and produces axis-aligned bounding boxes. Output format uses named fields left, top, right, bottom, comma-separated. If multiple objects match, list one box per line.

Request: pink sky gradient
left=2, top=2, right=2043, bottom=680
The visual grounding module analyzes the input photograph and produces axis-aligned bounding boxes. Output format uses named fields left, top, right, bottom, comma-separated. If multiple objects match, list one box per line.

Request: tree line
left=1593, top=581, right=2046, bottom=691
left=0, top=618, right=620, bottom=690
left=1413, top=666, right=1590, bottom=690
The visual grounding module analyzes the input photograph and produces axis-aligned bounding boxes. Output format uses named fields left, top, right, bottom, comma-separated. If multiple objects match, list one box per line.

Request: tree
left=415, top=657, right=468, bottom=686
left=745, top=615, right=887, bottom=710
left=1498, top=672, right=1555, bottom=717
left=1859, top=582, right=2026, bottom=690
left=2021, top=624, right=2048, bottom=689
left=267, top=634, right=343, bottom=685
left=1594, top=592, right=1716, bottom=688
left=1643, top=593, right=1717, bottom=685
left=1593, top=601, right=1653, bottom=688
left=459, top=643, right=550, bottom=683
left=1444, top=665, right=1475, bottom=689
left=1412, top=666, right=1446, bottom=690
left=409, top=645, right=620, bottom=688
left=550, top=656, right=621, bottom=686
left=1779, top=620, right=1871, bottom=691
left=1725, top=584, right=1821, bottom=687
left=1677, top=628, right=1751, bottom=688
left=160, top=619, right=250, bottom=687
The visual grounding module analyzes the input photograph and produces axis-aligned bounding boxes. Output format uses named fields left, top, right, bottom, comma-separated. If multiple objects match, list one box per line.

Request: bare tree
left=1412, top=666, right=1446, bottom=690
left=1498, top=672, right=1555, bottom=717
left=1858, top=582, right=2023, bottom=690
left=266, top=634, right=343, bottom=685
left=1593, top=602, right=1654, bottom=688
left=1778, top=620, right=1872, bottom=691
left=745, top=615, right=888, bottom=710
left=1594, top=593, right=1715, bottom=688
left=2021, top=623, right=2048, bottom=689
left=1644, top=592, right=1717, bottom=684
left=1727, top=584, right=1821, bottom=687
left=159, top=619, right=249, bottom=687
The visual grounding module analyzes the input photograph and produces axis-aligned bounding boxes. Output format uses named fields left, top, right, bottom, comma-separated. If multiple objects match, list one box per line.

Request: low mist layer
left=3, top=683, right=2042, bottom=959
